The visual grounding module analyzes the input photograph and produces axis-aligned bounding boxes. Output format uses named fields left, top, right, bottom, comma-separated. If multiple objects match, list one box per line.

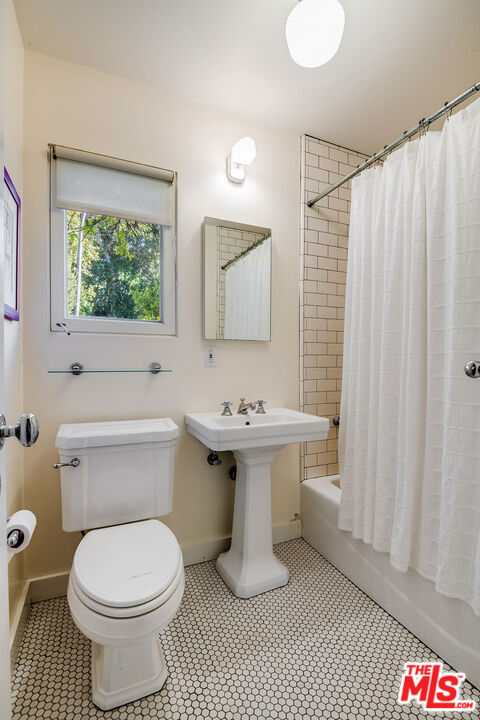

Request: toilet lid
left=73, top=520, right=181, bottom=608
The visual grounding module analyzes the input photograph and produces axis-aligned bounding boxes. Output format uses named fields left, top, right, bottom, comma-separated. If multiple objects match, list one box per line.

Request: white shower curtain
left=224, top=237, right=271, bottom=340
left=339, top=97, right=480, bottom=615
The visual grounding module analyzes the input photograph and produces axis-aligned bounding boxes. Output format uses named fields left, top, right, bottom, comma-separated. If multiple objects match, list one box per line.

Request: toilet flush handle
left=53, top=458, right=81, bottom=469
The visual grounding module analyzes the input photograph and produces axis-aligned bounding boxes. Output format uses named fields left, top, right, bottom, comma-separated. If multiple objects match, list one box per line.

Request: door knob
left=0, top=413, right=40, bottom=450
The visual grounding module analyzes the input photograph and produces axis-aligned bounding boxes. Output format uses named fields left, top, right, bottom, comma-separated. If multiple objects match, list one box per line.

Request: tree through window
left=65, top=211, right=163, bottom=322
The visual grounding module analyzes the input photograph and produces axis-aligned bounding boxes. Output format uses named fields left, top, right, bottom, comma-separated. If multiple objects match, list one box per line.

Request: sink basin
left=185, top=408, right=329, bottom=599
left=185, top=407, right=329, bottom=451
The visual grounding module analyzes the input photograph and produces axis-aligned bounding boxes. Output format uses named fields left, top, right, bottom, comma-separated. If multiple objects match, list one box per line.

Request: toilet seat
left=71, top=557, right=183, bottom=618
left=72, top=519, right=183, bottom=618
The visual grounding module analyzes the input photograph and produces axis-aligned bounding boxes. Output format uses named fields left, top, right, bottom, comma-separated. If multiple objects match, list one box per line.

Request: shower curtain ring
left=443, top=101, right=454, bottom=122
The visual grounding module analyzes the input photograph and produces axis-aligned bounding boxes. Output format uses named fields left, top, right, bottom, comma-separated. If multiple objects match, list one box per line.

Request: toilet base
left=91, top=635, right=167, bottom=710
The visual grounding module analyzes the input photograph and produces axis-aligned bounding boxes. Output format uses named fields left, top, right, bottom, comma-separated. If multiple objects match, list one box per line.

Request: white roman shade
left=52, top=145, right=175, bottom=226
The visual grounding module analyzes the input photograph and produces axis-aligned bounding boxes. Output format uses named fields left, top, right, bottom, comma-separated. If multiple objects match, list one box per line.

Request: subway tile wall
left=300, top=135, right=368, bottom=480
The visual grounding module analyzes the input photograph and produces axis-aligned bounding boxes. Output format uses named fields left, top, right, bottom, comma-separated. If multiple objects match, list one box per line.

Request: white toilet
left=55, top=418, right=184, bottom=711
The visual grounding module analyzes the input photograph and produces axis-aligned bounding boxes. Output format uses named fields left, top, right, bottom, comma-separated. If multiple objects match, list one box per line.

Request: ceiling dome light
left=286, top=0, right=345, bottom=68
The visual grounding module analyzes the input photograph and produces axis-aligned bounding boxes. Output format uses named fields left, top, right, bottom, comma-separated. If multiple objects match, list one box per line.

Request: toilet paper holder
left=7, top=527, right=23, bottom=550
left=6, top=509, right=37, bottom=559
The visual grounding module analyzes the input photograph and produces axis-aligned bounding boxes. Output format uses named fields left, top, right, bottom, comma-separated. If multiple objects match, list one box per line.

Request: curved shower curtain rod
left=307, top=80, right=480, bottom=208
left=221, top=231, right=271, bottom=271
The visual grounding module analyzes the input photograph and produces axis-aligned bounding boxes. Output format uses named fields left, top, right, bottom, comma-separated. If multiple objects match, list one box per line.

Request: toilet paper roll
left=7, top=510, right=36, bottom=562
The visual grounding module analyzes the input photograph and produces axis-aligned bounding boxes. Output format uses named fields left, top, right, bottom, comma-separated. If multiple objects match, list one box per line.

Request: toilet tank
left=55, top=418, right=179, bottom=532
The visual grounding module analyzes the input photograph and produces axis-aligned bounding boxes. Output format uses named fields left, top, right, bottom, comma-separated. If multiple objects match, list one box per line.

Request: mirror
left=203, top=217, right=271, bottom=341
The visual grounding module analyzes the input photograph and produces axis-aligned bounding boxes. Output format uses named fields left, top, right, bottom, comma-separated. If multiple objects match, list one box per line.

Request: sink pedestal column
left=216, top=445, right=288, bottom=598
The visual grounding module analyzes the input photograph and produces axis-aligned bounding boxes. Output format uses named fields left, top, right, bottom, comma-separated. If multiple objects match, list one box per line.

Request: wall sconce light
left=226, top=136, right=257, bottom=184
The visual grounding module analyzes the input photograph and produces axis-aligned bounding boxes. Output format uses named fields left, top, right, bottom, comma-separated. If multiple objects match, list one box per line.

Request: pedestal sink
left=185, top=408, right=329, bottom=598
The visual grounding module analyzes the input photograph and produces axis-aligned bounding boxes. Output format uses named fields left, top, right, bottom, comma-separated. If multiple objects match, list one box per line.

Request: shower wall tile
left=300, top=135, right=368, bottom=480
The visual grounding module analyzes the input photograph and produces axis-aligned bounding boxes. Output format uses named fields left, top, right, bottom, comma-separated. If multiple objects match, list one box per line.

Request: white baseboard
left=182, top=519, right=301, bottom=566
left=181, top=536, right=231, bottom=566
left=10, top=580, right=31, bottom=670
left=25, top=520, right=302, bottom=604
left=30, top=571, right=69, bottom=603
left=273, top=519, right=301, bottom=544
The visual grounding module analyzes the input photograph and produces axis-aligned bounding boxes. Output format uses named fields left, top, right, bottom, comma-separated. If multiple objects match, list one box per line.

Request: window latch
left=56, top=322, right=71, bottom=335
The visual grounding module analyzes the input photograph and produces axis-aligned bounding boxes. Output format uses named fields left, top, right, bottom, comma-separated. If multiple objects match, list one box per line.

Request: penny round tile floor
left=11, top=539, right=480, bottom=719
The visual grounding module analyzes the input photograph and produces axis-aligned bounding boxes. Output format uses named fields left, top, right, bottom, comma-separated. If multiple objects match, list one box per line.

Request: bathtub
left=301, top=475, right=480, bottom=689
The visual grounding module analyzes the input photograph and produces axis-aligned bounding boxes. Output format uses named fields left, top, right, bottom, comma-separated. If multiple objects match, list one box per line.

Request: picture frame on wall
left=4, top=168, right=20, bottom=321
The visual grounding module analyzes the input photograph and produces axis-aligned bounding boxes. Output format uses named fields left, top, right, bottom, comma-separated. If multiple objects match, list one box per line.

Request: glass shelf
left=48, top=362, right=170, bottom=376
left=48, top=370, right=172, bottom=373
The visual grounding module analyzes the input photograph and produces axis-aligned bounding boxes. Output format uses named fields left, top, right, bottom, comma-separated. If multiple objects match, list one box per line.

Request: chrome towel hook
left=465, top=361, right=480, bottom=378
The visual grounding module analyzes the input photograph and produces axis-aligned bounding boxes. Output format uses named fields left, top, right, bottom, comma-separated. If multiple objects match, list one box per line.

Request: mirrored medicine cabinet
left=203, top=217, right=272, bottom=342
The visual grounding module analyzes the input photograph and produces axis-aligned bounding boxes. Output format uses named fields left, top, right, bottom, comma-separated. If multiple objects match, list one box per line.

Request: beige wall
left=22, top=52, right=301, bottom=580
left=4, top=0, right=25, bottom=629
left=300, top=135, right=367, bottom=479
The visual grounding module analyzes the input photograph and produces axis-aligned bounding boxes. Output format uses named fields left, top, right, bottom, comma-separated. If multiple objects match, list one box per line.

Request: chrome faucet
left=221, top=401, right=233, bottom=416
left=237, top=398, right=257, bottom=415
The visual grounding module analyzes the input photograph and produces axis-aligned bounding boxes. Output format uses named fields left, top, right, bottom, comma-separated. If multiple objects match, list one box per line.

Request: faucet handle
left=221, top=401, right=233, bottom=417
left=256, top=400, right=267, bottom=414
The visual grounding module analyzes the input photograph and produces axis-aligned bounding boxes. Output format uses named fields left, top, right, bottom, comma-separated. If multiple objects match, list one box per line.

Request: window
left=50, top=145, right=177, bottom=334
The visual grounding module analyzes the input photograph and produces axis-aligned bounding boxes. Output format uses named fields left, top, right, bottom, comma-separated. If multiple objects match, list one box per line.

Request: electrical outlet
left=204, top=345, right=216, bottom=368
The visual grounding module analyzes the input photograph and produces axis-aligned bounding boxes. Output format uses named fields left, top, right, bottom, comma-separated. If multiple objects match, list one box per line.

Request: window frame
left=49, top=145, right=177, bottom=336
